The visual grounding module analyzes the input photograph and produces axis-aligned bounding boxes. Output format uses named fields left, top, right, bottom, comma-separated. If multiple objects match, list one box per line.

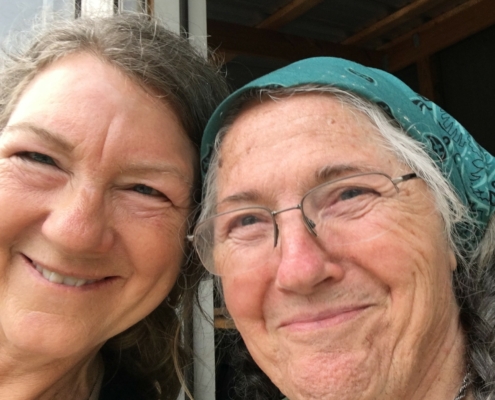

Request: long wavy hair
left=202, top=86, right=495, bottom=399
left=0, top=12, right=228, bottom=399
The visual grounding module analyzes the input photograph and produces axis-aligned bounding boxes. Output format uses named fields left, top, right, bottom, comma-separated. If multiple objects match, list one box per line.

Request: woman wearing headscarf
left=190, top=57, right=495, bottom=399
left=0, top=12, right=227, bottom=400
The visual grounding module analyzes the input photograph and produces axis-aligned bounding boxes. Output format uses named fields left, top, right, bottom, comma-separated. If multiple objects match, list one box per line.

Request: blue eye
left=19, top=152, right=57, bottom=166
left=132, top=184, right=167, bottom=199
left=240, top=215, right=260, bottom=226
left=340, top=188, right=367, bottom=200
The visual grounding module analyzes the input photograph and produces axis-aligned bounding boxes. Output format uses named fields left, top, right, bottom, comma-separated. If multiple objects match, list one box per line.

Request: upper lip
left=278, top=304, right=371, bottom=329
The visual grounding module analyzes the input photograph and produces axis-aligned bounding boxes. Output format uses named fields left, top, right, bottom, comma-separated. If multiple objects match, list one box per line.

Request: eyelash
left=17, top=151, right=57, bottom=167
left=132, top=184, right=169, bottom=201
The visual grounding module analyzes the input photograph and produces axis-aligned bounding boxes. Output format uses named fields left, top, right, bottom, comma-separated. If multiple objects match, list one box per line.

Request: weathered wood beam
left=207, top=20, right=383, bottom=67
left=343, top=0, right=452, bottom=46
left=214, top=316, right=236, bottom=330
left=383, top=0, right=495, bottom=72
left=214, top=308, right=236, bottom=330
left=256, top=0, right=324, bottom=30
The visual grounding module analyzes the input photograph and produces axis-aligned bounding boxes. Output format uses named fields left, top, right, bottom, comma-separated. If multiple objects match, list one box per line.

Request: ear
left=448, top=247, right=457, bottom=272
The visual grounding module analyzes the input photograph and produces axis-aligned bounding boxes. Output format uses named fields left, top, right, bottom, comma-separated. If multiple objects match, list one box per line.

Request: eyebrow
left=315, top=164, right=376, bottom=183
left=218, top=163, right=378, bottom=208
left=218, top=191, right=263, bottom=208
left=3, top=123, right=74, bottom=152
left=123, top=163, right=194, bottom=187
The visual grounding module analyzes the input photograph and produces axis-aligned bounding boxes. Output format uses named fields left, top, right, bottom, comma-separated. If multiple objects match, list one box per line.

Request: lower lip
left=22, top=254, right=117, bottom=291
left=281, top=307, right=370, bottom=333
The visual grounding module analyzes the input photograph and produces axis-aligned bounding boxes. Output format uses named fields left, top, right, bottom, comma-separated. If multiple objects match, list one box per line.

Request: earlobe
left=448, top=248, right=457, bottom=271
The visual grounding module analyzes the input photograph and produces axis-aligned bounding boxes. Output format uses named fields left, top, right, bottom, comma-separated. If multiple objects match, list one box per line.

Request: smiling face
left=217, top=93, right=463, bottom=399
left=0, top=53, right=196, bottom=359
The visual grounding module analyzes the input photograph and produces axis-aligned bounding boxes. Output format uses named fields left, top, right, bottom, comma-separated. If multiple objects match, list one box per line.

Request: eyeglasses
left=189, top=172, right=418, bottom=276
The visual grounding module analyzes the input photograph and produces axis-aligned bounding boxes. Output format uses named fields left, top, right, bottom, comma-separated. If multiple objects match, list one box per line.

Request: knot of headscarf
left=201, top=57, right=495, bottom=247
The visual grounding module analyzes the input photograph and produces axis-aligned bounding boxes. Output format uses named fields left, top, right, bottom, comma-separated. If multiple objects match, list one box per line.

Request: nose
left=274, top=212, right=344, bottom=295
left=42, top=184, right=115, bottom=255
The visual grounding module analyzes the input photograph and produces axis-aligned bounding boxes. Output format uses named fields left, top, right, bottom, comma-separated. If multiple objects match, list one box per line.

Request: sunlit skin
left=0, top=53, right=196, bottom=399
left=217, top=93, right=468, bottom=400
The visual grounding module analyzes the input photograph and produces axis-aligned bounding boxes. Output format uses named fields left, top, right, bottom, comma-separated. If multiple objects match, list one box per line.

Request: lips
left=24, top=255, right=106, bottom=287
left=278, top=305, right=371, bottom=331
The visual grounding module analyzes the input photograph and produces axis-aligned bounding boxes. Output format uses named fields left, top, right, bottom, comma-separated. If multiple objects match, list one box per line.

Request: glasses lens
left=302, top=173, right=399, bottom=244
left=193, top=207, right=275, bottom=276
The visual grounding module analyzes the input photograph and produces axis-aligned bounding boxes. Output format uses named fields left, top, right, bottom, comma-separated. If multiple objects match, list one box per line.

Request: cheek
left=222, top=272, right=269, bottom=329
left=362, top=210, right=455, bottom=331
left=125, top=212, right=188, bottom=267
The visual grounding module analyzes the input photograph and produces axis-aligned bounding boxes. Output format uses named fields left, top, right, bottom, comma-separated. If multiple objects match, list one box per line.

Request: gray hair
left=1, top=12, right=229, bottom=399
left=201, top=86, right=495, bottom=399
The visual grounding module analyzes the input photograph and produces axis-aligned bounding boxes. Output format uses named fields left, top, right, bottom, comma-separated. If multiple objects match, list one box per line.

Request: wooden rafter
left=383, top=0, right=495, bottom=71
left=207, top=20, right=383, bottom=67
left=343, top=0, right=454, bottom=46
left=256, top=0, right=324, bottom=30
left=207, top=0, right=495, bottom=72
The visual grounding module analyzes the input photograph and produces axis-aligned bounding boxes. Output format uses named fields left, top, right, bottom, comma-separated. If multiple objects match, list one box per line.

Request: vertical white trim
left=187, top=0, right=207, bottom=57
left=81, top=0, right=114, bottom=17
left=120, top=0, right=144, bottom=12
left=193, top=279, right=216, bottom=400
left=42, top=0, right=56, bottom=25
left=186, top=1, right=215, bottom=398
left=153, top=0, right=181, bottom=35
left=41, top=0, right=75, bottom=24
left=149, top=3, right=215, bottom=399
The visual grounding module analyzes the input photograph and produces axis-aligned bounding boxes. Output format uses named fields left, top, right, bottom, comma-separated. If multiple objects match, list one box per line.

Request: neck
left=0, top=345, right=102, bottom=400
left=409, top=321, right=468, bottom=400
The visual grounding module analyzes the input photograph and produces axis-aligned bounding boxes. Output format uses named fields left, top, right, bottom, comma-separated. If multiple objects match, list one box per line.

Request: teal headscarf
left=201, top=57, right=495, bottom=245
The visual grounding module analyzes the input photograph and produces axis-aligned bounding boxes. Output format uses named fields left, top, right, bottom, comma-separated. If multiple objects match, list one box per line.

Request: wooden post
left=417, top=56, right=436, bottom=101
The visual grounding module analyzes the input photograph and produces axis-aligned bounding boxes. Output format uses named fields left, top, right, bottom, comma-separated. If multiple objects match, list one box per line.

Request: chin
left=270, top=351, right=380, bottom=400
left=1, top=311, right=103, bottom=359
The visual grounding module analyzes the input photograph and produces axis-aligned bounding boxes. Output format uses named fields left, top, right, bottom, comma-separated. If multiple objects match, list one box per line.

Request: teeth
left=48, top=271, right=64, bottom=284
left=62, top=276, right=79, bottom=286
left=42, top=268, right=51, bottom=280
left=33, top=263, right=96, bottom=287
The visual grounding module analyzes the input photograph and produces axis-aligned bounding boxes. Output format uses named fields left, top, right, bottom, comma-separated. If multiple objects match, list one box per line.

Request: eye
left=239, top=215, right=260, bottom=226
left=220, top=209, right=273, bottom=242
left=17, top=151, right=57, bottom=167
left=230, top=212, right=268, bottom=230
left=132, top=184, right=169, bottom=200
left=339, top=187, right=374, bottom=201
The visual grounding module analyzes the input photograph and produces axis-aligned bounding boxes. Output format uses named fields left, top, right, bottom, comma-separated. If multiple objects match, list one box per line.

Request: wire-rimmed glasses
left=188, top=172, right=418, bottom=276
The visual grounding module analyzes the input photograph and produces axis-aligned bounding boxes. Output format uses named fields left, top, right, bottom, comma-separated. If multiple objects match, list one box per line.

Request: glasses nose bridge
left=271, top=203, right=302, bottom=218
left=271, top=203, right=316, bottom=247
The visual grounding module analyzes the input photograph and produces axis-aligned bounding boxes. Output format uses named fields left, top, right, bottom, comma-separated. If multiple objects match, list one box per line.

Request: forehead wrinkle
left=4, top=122, right=74, bottom=152
left=315, top=164, right=379, bottom=183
